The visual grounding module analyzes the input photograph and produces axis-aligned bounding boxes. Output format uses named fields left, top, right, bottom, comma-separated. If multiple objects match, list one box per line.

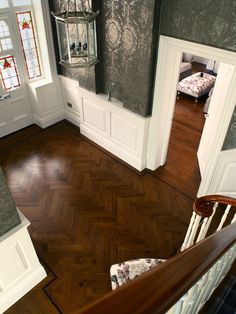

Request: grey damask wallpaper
left=222, top=106, right=236, bottom=150
left=49, top=0, right=160, bottom=116
left=160, top=0, right=236, bottom=51
left=0, top=168, right=21, bottom=236
left=100, top=0, right=159, bottom=116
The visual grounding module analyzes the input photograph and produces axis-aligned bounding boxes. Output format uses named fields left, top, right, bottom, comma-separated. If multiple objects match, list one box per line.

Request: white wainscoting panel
left=110, top=114, right=137, bottom=152
left=60, top=76, right=80, bottom=127
left=208, top=149, right=236, bottom=197
left=28, top=78, right=64, bottom=129
left=83, top=99, right=106, bottom=133
left=78, top=88, right=150, bottom=171
left=41, top=86, right=59, bottom=112
left=0, top=242, right=29, bottom=289
left=11, top=97, right=30, bottom=129
left=0, top=211, right=46, bottom=313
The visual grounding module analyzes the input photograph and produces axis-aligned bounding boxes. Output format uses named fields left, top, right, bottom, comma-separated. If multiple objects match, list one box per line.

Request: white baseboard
left=33, top=111, right=65, bottom=129
left=80, top=125, right=146, bottom=170
left=65, top=111, right=80, bottom=127
left=0, top=266, right=46, bottom=313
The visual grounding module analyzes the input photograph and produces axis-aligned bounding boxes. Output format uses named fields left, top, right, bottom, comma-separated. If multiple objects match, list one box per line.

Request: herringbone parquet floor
left=1, top=121, right=195, bottom=313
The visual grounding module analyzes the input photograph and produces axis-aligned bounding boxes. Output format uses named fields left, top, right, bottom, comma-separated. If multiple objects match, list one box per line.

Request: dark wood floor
left=0, top=120, right=196, bottom=314
left=150, top=62, right=207, bottom=199
left=1, top=62, right=209, bottom=313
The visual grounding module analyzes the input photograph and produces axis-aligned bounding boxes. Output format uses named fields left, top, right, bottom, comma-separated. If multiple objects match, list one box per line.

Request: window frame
left=0, top=13, right=23, bottom=92
left=15, top=9, right=42, bottom=81
left=0, top=54, right=21, bottom=90
left=0, top=1, right=44, bottom=93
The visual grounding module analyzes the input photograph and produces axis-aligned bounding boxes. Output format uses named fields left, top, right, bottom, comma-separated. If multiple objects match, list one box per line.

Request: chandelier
left=52, top=0, right=99, bottom=68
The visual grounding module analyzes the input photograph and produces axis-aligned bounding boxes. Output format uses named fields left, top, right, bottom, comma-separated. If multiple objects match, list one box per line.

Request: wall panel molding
left=208, top=149, right=236, bottom=197
left=78, top=88, right=150, bottom=171
left=0, top=211, right=46, bottom=313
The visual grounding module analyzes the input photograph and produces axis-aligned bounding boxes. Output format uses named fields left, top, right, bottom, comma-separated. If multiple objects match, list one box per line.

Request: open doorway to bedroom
left=146, top=36, right=236, bottom=200
left=149, top=54, right=217, bottom=199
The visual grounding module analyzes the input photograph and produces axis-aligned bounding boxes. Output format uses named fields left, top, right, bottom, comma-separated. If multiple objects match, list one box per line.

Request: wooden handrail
left=74, top=222, right=236, bottom=314
left=193, top=194, right=236, bottom=217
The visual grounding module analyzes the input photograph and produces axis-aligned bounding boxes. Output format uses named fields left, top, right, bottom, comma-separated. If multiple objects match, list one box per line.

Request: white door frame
left=147, top=36, right=236, bottom=196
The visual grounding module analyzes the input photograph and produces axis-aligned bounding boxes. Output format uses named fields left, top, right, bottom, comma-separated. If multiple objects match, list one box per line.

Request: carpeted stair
left=201, top=275, right=236, bottom=314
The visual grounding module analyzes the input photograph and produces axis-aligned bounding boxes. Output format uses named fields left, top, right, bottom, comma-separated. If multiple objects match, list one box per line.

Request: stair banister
left=75, top=222, right=236, bottom=314
left=180, top=194, right=236, bottom=252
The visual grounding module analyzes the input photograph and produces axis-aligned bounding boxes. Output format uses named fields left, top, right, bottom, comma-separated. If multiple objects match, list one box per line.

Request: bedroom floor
left=149, top=62, right=207, bottom=200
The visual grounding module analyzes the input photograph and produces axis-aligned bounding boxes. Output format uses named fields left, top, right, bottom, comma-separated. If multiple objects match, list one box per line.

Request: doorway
left=147, top=36, right=236, bottom=198
left=149, top=58, right=208, bottom=199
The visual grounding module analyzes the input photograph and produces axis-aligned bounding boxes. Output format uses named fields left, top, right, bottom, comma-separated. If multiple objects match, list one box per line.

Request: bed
left=177, top=72, right=216, bottom=102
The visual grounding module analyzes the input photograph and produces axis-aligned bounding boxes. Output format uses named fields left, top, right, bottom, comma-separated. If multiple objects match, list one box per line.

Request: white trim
left=78, top=87, right=150, bottom=171
left=33, top=111, right=64, bottom=129
left=0, top=266, right=46, bottom=313
left=59, top=75, right=81, bottom=127
left=80, top=125, right=147, bottom=170
left=65, top=111, right=81, bottom=127
left=0, top=211, right=46, bottom=313
left=147, top=36, right=236, bottom=197
left=197, top=62, right=235, bottom=178
left=32, top=0, right=58, bottom=79
left=207, top=149, right=236, bottom=198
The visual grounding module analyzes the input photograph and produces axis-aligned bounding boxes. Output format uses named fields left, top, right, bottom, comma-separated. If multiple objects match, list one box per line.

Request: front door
left=0, top=12, right=32, bottom=138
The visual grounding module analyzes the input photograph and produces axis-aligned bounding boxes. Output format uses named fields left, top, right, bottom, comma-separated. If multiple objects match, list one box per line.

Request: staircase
left=201, top=274, right=236, bottom=314
left=75, top=194, right=236, bottom=314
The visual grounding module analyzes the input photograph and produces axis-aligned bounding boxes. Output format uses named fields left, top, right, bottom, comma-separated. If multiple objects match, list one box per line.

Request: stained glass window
left=16, top=11, right=41, bottom=80
left=0, top=55, right=20, bottom=90
left=0, top=20, right=13, bottom=51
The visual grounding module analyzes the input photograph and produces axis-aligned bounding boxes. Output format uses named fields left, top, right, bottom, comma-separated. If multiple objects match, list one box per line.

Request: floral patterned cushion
left=110, top=258, right=166, bottom=290
left=177, top=72, right=216, bottom=98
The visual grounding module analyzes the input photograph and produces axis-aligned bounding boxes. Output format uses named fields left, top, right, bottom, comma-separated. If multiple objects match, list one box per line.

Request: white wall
left=60, top=76, right=80, bottom=127
left=0, top=212, right=46, bottom=313
left=27, top=78, right=64, bottom=129
left=193, top=56, right=209, bottom=65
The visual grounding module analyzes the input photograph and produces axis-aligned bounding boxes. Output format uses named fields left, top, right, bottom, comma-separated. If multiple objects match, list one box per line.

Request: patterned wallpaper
left=222, top=106, right=236, bottom=150
left=49, top=0, right=160, bottom=117
left=160, top=0, right=236, bottom=52
left=100, top=0, right=159, bottom=116
left=0, top=168, right=21, bottom=236
left=49, top=0, right=236, bottom=146
left=160, top=0, right=236, bottom=150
